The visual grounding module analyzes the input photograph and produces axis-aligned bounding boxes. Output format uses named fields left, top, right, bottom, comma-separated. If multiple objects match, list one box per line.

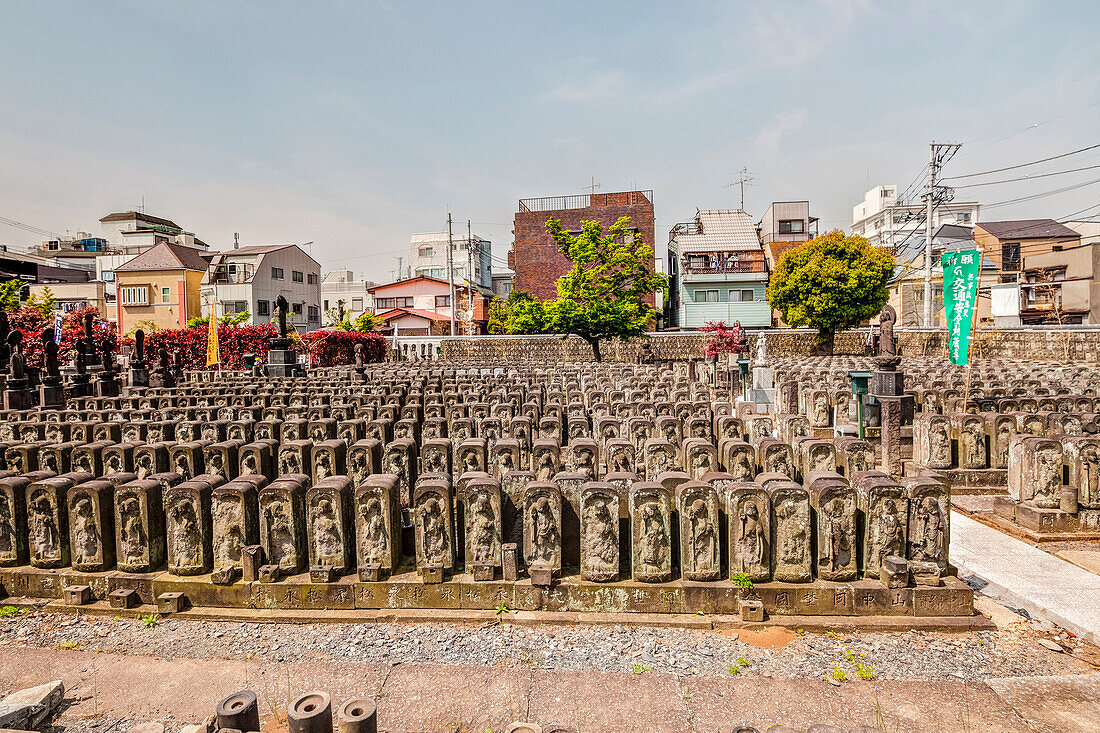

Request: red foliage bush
left=701, top=320, right=747, bottom=359
left=139, top=325, right=385, bottom=370
left=13, top=307, right=119, bottom=369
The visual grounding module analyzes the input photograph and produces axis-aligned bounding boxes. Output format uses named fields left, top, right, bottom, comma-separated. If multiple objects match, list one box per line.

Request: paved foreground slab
left=0, top=646, right=1055, bottom=733
left=951, top=511, right=1100, bottom=645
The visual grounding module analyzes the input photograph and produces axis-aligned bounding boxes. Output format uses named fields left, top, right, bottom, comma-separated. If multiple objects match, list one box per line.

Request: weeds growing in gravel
left=0, top=606, right=21, bottom=618
left=494, top=601, right=510, bottom=615
left=632, top=663, right=651, bottom=675
left=140, top=614, right=160, bottom=628
left=830, top=667, right=848, bottom=682
left=727, top=663, right=740, bottom=675
left=56, top=641, right=82, bottom=651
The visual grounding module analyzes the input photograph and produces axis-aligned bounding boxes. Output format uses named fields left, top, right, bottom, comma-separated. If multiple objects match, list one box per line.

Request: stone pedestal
left=38, top=380, right=64, bottom=408
left=66, top=375, right=92, bottom=399
left=95, top=374, right=121, bottom=398
left=3, top=380, right=33, bottom=410
left=265, top=340, right=302, bottom=378
left=748, top=365, right=775, bottom=409
left=128, top=367, right=149, bottom=388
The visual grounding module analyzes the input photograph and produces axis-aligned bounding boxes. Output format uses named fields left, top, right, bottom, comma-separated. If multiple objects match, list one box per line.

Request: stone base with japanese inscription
left=0, top=566, right=976, bottom=619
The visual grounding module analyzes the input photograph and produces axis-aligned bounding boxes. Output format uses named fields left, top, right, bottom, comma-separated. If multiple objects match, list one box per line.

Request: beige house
left=27, top=281, right=109, bottom=317
left=974, top=220, right=1081, bottom=282
left=113, top=243, right=211, bottom=335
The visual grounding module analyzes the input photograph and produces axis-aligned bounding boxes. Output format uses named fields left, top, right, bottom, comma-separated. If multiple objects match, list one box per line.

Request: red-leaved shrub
left=139, top=325, right=385, bottom=370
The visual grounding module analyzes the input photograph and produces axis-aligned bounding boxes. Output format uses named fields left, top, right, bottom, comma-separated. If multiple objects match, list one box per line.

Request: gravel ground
left=1, top=601, right=1097, bottom=683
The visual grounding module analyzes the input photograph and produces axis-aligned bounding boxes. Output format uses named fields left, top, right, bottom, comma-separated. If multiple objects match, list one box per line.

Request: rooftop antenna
left=723, top=167, right=755, bottom=210
left=233, top=232, right=240, bottom=250
left=583, top=177, right=601, bottom=195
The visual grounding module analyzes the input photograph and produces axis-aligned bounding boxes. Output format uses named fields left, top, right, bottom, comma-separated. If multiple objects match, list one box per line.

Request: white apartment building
left=200, top=244, right=322, bottom=331
left=321, top=269, right=376, bottom=319
left=852, top=185, right=980, bottom=252
left=409, top=230, right=492, bottom=289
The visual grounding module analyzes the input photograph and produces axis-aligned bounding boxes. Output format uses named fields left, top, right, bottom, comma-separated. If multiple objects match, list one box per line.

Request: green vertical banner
left=942, top=249, right=981, bottom=365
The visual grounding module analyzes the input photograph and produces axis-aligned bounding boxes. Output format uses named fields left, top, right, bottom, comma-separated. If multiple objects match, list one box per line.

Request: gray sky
left=2, top=0, right=1098, bottom=282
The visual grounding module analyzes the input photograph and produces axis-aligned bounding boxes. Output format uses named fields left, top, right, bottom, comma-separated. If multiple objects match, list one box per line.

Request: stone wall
left=440, top=327, right=1100, bottom=363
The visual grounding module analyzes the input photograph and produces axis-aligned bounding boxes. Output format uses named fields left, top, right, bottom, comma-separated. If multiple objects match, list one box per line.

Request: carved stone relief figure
left=422, top=446, right=446, bottom=474
left=419, top=496, right=448, bottom=564
left=534, top=448, right=557, bottom=483
left=262, top=498, right=296, bottom=566
left=468, top=492, right=498, bottom=563
left=1033, top=445, right=1062, bottom=508
left=686, top=498, right=718, bottom=578
left=529, top=496, right=558, bottom=565
left=820, top=496, right=853, bottom=573
left=911, top=496, right=945, bottom=566
left=71, top=495, right=99, bottom=564
left=169, top=498, right=202, bottom=570
left=0, top=494, right=14, bottom=558
left=29, top=493, right=58, bottom=562
left=811, top=392, right=830, bottom=427
left=870, top=498, right=905, bottom=572
left=773, top=494, right=810, bottom=580
left=118, top=497, right=147, bottom=565
left=736, top=499, right=766, bottom=576
left=581, top=496, right=617, bottom=581
left=929, top=421, right=950, bottom=467
left=315, top=451, right=334, bottom=482
left=960, top=421, right=987, bottom=468
left=280, top=449, right=302, bottom=476
left=173, top=453, right=192, bottom=481
left=135, top=453, right=154, bottom=479
left=213, top=495, right=244, bottom=566
left=310, top=496, right=341, bottom=561
left=636, top=501, right=668, bottom=573
left=358, top=496, right=388, bottom=563
left=240, top=452, right=259, bottom=476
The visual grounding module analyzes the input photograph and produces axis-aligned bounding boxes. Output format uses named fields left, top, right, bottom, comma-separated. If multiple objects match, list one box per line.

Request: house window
left=308, top=306, right=320, bottom=322
left=778, top=219, right=804, bottom=234
left=688, top=255, right=709, bottom=270
left=292, top=302, right=302, bottom=315
left=257, top=300, right=269, bottom=315
left=232, top=301, right=248, bottom=313
left=956, top=213, right=972, bottom=223
left=1002, top=243, right=1021, bottom=271
left=323, top=300, right=329, bottom=311
left=419, top=246, right=434, bottom=257
left=728, top=289, right=755, bottom=302
left=375, top=296, right=414, bottom=310
left=351, top=297, right=363, bottom=311
left=693, top=290, right=719, bottom=303
left=119, top=286, right=148, bottom=306
left=307, top=273, right=318, bottom=285
left=271, top=267, right=284, bottom=280
left=435, top=295, right=451, bottom=308
left=160, top=286, right=171, bottom=303
left=292, top=270, right=304, bottom=283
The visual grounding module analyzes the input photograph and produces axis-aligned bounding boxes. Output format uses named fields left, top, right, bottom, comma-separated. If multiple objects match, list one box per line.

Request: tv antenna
left=583, top=177, right=601, bottom=195
left=723, top=167, right=755, bottom=210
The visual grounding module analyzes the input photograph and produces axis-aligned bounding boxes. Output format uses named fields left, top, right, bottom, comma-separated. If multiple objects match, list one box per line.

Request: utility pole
left=922, top=141, right=962, bottom=327
left=467, top=219, right=474, bottom=336
left=447, top=213, right=455, bottom=336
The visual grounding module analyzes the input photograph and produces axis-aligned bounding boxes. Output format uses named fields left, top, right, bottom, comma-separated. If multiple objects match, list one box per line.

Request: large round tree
left=767, top=231, right=895, bottom=354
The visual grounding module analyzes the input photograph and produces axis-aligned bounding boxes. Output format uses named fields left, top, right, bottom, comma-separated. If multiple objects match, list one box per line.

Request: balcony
left=518, top=190, right=653, bottom=213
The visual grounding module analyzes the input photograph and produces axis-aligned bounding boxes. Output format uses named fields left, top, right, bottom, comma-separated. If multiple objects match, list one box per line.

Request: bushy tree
left=186, top=311, right=251, bottom=329
left=324, top=299, right=381, bottom=332
left=767, top=230, right=895, bottom=354
left=534, top=216, right=665, bottom=361
left=487, top=289, right=546, bottom=335
left=0, top=279, right=24, bottom=312
left=26, top=287, right=55, bottom=319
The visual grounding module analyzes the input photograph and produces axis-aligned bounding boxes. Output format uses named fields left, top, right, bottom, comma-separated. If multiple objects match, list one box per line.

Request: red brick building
left=509, top=190, right=656, bottom=302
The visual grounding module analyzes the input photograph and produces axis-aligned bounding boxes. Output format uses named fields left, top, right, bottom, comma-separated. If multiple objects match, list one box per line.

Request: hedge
left=140, top=324, right=385, bottom=370
left=12, top=306, right=120, bottom=370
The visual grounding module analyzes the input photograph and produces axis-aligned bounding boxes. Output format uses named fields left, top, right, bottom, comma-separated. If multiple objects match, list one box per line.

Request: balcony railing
left=518, top=190, right=653, bottom=213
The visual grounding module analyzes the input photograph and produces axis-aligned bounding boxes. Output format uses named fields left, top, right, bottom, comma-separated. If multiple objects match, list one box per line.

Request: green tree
left=26, top=287, right=55, bottom=319
left=186, top=311, right=251, bottom=329
left=766, top=230, right=895, bottom=354
left=538, top=216, right=666, bottom=361
left=0, top=279, right=23, bottom=312
left=325, top=299, right=382, bottom=332
left=487, top=289, right=545, bottom=335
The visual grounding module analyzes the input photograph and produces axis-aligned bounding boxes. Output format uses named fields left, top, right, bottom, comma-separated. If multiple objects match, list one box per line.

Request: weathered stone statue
left=275, top=295, right=289, bottom=340
left=878, top=304, right=897, bottom=357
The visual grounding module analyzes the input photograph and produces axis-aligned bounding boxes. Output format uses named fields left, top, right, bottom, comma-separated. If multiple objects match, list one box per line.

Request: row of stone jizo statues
left=913, top=411, right=1100, bottom=473
left=0, top=464, right=950, bottom=587
left=0, top=402, right=881, bottom=508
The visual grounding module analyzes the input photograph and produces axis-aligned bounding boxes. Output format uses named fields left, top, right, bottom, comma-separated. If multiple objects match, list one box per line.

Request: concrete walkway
left=951, top=511, right=1100, bottom=645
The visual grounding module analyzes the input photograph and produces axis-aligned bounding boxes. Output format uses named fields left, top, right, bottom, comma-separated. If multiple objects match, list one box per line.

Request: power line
left=943, top=143, right=1100, bottom=180
left=953, top=162, right=1100, bottom=188
left=980, top=175, right=1100, bottom=209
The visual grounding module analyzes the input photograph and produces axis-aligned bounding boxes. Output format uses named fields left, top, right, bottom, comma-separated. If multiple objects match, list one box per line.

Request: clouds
left=755, top=109, right=809, bottom=155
